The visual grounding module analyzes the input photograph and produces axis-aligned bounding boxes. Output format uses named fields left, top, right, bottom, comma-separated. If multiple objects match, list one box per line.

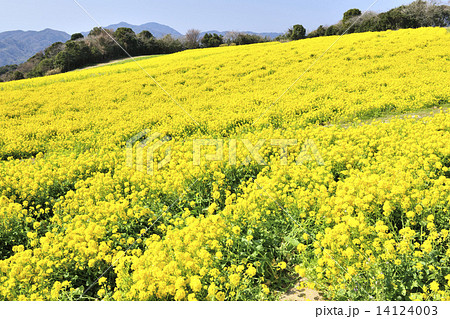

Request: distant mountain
left=0, top=23, right=281, bottom=67
left=200, top=30, right=282, bottom=39
left=82, top=22, right=182, bottom=38
left=0, top=28, right=70, bottom=66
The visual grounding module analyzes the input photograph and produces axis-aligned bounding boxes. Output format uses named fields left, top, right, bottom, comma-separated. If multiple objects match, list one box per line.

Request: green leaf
left=284, top=236, right=300, bottom=248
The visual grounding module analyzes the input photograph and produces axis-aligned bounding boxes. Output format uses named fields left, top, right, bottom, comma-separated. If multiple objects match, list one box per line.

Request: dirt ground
left=280, top=284, right=323, bottom=301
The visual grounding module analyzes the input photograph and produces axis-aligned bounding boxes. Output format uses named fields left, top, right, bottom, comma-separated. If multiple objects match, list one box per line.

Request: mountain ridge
left=0, top=28, right=70, bottom=66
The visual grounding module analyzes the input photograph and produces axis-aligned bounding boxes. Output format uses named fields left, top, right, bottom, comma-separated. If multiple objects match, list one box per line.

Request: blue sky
left=0, top=0, right=415, bottom=34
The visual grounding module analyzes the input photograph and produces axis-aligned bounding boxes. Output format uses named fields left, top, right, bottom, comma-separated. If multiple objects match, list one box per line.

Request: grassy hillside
left=0, top=27, right=449, bottom=301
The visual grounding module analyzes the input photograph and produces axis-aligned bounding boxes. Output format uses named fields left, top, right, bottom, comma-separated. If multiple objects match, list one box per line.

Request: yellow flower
left=229, top=274, right=240, bottom=286
left=377, top=273, right=385, bottom=280
left=347, top=266, right=356, bottom=276
left=175, top=289, right=186, bottom=301
left=97, top=289, right=106, bottom=297
left=1, top=27, right=449, bottom=302
left=277, top=262, right=287, bottom=270
left=430, top=281, right=439, bottom=292
left=216, top=291, right=225, bottom=301
left=296, top=243, right=306, bottom=253
left=261, top=284, right=270, bottom=294
left=232, top=226, right=240, bottom=235
left=383, top=201, right=393, bottom=216
left=406, top=211, right=415, bottom=219
left=294, top=265, right=306, bottom=277
left=188, top=293, right=197, bottom=301
left=189, top=276, right=202, bottom=292
left=246, top=266, right=257, bottom=277
left=207, top=283, right=217, bottom=297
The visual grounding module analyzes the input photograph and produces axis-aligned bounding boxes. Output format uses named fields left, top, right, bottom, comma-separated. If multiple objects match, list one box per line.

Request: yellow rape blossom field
left=0, top=27, right=449, bottom=301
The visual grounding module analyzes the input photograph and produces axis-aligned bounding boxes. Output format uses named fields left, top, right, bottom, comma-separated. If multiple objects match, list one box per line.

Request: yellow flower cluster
left=0, top=27, right=449, bottom=300
left=228, top=111, right=450, bottom=300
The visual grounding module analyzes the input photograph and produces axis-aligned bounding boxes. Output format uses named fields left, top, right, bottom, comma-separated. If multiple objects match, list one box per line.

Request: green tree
left=377, top=7, right=418, bottom=30
left=44, top=42, right=65, bottom=58
left=201, top=33, right=224, bottom=47
left=54, top=50, right=70, bottom=72
left=308, top=25, right=327, bottom=38
left=54, top=41, right=92, bottom=72
left=354, top=13, right=379, bottom=32
left=137, top=30, right=157, bottom=55
left=158, top=34, right=183, bottom=53
left=201, top=33, right=211, bottom=47
left=325, top=25, right=339, bottom=36
left=210, top=33, right=224, bottom=47
left=12, top=71, right=24, bottom=81
left=87, top=30, right=116, bottom=60
left=113, top=27, right=139, bottom=55
left=70, top=33, right=84, bottom=41
left=34, top=59, right=54, bottom=76
left=0, top=65, right=18, bottom=77
left=234, top=33, right=265, bottom=45
left=88, top=27, right=104, bottom=37
left=287, top=24, right=306, bottom=40
left=343, top=8, right=362, bottom=22
left=138, top=30, right=154, bottom=40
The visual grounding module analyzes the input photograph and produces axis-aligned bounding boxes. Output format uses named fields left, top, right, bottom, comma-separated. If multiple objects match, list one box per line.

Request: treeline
left=307, top=0, right=449, bottom=38
left=1, top=0, right=448, bottom=82
left=200, top=31, right=270, bottom=47
left=0, top=27, right=186, bottom=81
